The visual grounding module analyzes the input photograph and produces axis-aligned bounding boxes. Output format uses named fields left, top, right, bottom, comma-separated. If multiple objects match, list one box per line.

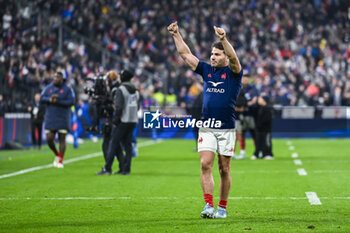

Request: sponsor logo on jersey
left=207, top=81, right=225, bottom=93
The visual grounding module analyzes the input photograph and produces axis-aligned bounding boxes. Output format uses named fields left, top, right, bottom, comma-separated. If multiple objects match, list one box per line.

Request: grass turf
left=0, top=138, right=349, bottom=232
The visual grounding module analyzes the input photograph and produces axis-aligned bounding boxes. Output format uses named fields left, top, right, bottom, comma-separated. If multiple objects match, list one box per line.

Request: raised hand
left=167, top=21, right=178, bottom=36
left=213, top=26, right=226, bottom=40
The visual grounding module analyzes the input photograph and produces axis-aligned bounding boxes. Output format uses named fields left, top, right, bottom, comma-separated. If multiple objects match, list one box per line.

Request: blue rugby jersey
left=194, top=61, right=243, bottom=129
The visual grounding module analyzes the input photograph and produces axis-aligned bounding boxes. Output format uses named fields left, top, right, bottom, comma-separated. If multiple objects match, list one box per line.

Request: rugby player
left=168, top=21, right=242, bottom=218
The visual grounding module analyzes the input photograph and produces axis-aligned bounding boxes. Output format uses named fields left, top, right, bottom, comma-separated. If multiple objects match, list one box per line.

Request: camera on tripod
left=84, top=74, right=107, bottom=99
left=85, top=74, right=114, bottom=133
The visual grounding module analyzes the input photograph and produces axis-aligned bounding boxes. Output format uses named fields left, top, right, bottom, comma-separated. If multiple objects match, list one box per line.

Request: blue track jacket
left=40, top=83, right=75, bottom=131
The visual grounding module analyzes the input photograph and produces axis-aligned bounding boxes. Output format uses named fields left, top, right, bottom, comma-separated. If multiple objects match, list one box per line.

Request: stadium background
left=1, top=1, right=350, bottom=232
left=0, top=0, right=349, bottom=147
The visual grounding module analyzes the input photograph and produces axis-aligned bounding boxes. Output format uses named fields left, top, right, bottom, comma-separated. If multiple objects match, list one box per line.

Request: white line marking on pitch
left=297, top=168, right=307, bottom=176
left=0, top=196, right=313, bottom=201
left=0, top=197, right=307, bottom=201
left=294, top=159, right=302, bottom=165
left=0, top=140, right=163, bottom=180
left=313, top=170, right=345, bottom=173
left=289, top=146, right=295, bottom=150
left=291, top=152, right=298, bottom=158
left=286, top=141, right=292, bottom=146
left=0, top=196, right=348, bottom=201
left=305, top=192, right=322, bottom=205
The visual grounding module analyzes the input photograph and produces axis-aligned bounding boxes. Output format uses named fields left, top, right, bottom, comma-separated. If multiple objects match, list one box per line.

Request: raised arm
left=213, top=26, right=241, bottom=74
left=168, top=21, right=199, bottom=71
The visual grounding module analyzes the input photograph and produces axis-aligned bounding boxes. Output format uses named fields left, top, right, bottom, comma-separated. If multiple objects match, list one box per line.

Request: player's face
left=53, top=73, right=63, bottom=86
left=34, top=93, right=40, bottom=102
left=242, top=76, right=249, bottom=87
left=210, top=47, right=228, bottom=67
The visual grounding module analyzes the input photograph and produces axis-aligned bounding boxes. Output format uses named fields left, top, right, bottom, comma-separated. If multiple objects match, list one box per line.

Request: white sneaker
left=53, top=156, right=59, bottom=167
left=236, top=152, right=246, bottom=160
left=264, top=155, right=274, bottom=160
left=200, top=203, right=215, bottom=218
left=56, top=162, right=64, bottom=168
left=53, top=156, right=64, bottom=168
left=214, top=206, right=227, bottom=218
left=251, top=155, right=257, bottom=160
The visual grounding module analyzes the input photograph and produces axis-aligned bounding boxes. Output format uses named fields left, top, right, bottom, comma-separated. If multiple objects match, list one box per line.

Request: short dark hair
left=56, top=71, right=64, bottom=78
left=212, top=41, right=225, bottom=52
left=120, top=69, right=133, bottom=82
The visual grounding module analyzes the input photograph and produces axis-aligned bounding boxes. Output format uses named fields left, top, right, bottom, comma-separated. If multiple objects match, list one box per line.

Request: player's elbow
left=179, top=51, right=191, bottom=59
left=230, top=63, right=242, bottom=74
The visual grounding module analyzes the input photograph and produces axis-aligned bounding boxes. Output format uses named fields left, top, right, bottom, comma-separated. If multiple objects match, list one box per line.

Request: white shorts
left=197, top=128, right=236, bottom=156
left=45, top=129, right=68, bottom=134
left=236, top=116, right=255, bottom=133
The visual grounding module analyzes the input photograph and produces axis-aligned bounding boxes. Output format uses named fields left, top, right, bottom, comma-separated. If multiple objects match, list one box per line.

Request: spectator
left=0, top=0, right=349, bottom=111
left=28, top=93, right=45, bottom=149
left=251, top=95, right=274, bottom=160
left=0, top=94, right=8, bottom=117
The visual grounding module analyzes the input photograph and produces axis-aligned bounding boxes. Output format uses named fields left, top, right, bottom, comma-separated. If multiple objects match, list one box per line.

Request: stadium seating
left=1, top=0, right=349, bottom=112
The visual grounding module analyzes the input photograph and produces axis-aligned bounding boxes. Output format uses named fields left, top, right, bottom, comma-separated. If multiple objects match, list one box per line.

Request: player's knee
left=200, top=160, right=212, bottom=172
left=46, top=135, right=54, bottom=142
left=218, top=165, right=230, bottom=176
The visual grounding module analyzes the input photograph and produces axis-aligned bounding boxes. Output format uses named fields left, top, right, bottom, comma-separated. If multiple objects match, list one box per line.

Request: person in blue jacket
left=40, top=71, right=75, bottom=168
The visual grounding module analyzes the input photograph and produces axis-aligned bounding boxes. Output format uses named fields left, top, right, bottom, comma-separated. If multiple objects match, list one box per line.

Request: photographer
left=102, top=71, right=121, bottom=163
left=96, top=70, right=140, bottom=175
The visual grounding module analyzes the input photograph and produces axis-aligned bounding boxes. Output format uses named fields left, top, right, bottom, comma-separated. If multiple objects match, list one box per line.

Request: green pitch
left=0, top=138, right=349, bottom=233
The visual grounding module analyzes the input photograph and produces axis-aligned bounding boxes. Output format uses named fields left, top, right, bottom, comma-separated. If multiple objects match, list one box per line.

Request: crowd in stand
left=1, top=0, right=350, bottom=115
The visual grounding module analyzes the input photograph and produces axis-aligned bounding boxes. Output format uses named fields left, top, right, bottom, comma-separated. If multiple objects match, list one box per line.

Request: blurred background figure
left=28, top=93, right=45, bottom=149
left=96, top=70, right=140, bottom=175
left=188, top=80, right=203, bottom=152
left=40, top=71, right=75, bottom=168
left=234, top=76, right=258, bottom=159
left=251, top=95, right=274, bottom=160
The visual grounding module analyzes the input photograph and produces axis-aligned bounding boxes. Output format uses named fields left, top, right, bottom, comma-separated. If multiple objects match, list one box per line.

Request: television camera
left=84, top=73, right=116, bottom=134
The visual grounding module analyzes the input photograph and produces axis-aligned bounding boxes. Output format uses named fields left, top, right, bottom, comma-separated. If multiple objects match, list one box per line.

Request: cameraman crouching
left=96, top=70, right=139, bottom=175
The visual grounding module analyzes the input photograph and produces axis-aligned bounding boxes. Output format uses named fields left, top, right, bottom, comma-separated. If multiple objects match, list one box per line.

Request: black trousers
left=31, top=121, right=43, bottom=148
left=102, top=132, right=124, bottom=163
left=104, top=123, right=136, bottom=173
left=254, top=131, right=273, bottom=157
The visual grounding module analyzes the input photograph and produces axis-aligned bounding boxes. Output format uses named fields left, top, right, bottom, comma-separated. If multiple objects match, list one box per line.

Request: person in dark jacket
left=251, top=95, right=274, bottom=160
left=96, top=70, right=140, bottom=175
left=189, top=81, right=203, bottom=151
left=28, top=93, right=46, bottom=149
left=40, top=71, right=75, bottom=168
left=233, top=89, right=247, bottom=159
